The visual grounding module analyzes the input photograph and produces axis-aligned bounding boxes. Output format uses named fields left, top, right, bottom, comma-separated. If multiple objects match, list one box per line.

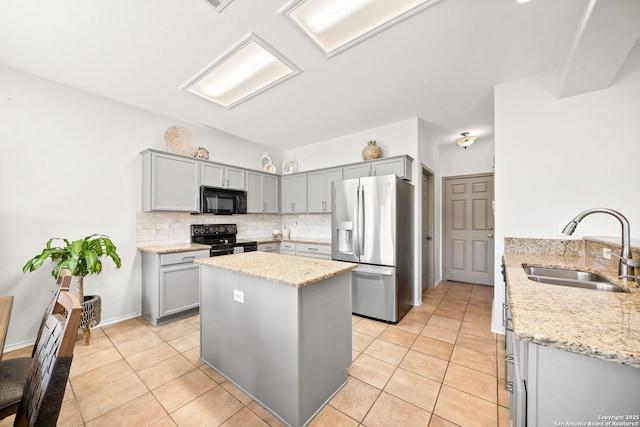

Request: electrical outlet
left=233, top=289, right=244, bottom=303
left=603, top=248, right=611, bottom=260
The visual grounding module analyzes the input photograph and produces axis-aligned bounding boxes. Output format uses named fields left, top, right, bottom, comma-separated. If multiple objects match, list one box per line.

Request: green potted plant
left=23, top=234, right=121, bottom=344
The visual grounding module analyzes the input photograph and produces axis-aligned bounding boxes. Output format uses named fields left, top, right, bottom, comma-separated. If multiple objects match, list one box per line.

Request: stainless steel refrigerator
left=331, top=175, right=413, bottom=323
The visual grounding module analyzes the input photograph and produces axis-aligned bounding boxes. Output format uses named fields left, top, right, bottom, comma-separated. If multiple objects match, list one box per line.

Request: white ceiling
left=0, top=0, right=625, bottom=150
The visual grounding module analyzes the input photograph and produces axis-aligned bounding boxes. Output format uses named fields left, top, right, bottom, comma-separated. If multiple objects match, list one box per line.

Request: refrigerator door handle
left=358, top=185, right=365, bottom=255
left=353, top=186, right=360, bottom=257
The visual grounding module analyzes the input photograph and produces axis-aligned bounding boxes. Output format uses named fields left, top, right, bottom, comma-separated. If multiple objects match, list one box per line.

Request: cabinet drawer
left=258, top=243, right=279, bottom=252
left=296, top=243, right=331, bottom=255
left=160, top=249, right=210, bottom=266
left=280, top=242, right=296, bottom=251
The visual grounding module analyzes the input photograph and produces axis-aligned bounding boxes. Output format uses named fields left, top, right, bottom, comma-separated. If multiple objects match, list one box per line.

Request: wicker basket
left=80, top=295, right=101, bottom=332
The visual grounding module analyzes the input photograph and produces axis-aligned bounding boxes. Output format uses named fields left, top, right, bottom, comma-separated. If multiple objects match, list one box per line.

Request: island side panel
left=299, top=272, right=352, bottom=425
left=200, top=267, right=300, bottom=426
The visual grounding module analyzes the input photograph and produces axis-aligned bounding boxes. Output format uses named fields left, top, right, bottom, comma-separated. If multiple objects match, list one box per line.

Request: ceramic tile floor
left=1, top=280, right=508, bottom=426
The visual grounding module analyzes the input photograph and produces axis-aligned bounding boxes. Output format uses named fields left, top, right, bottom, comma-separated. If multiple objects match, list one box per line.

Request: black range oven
left=191, top=224, right=257, bottom=257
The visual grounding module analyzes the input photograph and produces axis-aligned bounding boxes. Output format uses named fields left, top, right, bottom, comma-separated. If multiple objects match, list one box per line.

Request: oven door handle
left=210, top=248, right=233, bottom=255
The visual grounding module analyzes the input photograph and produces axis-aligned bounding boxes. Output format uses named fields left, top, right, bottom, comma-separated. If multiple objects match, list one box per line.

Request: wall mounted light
left=455, top=132, right=477, bottom=149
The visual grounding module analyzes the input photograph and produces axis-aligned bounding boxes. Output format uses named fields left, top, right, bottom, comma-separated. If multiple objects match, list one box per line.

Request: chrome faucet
left=561, top=208, right=635, bottom=278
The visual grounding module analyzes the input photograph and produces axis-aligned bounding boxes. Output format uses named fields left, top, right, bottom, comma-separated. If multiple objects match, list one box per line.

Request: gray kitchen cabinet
left=141, top=249, right=210, bottom=326
left=201, top=162, right=246, bottom=190
left=296, top=243, right=332, bottom=260
left=504, top=283, right=640, bottom=425
left=281, top=174, right=307, bottom=214
left=258, top=242, right=280, bottom=253
left=279, top=242, right=331, bottom=260
left=141, top=150, right=200, bottom=212
left=307, top=168, right=342, bottom=213
left=280, top=241, right=296, bottom=255
left=342, top=155, right=412, bottom=181
left=247, top=171, right=279, bottom=213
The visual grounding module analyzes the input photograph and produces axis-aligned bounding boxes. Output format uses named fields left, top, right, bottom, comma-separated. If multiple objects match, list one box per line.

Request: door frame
left=421, top=165, right=436, bottom=290
left=442, top=172, right=495, bottom=285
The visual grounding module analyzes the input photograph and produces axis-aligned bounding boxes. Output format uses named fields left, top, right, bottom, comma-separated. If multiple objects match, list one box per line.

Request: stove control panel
left=191, top=224, right=237, bottom=237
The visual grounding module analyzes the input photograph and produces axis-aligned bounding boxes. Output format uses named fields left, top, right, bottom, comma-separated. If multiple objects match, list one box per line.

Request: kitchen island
left=196, top=251, right=356, bottom=427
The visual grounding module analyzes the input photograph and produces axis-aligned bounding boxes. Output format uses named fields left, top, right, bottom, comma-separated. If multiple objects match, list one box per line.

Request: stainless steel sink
left=522, top=264, right=625, bottom=292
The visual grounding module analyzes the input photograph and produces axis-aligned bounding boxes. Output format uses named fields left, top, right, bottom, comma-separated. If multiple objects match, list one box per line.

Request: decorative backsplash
left=136, top=212, right=332, bottom=246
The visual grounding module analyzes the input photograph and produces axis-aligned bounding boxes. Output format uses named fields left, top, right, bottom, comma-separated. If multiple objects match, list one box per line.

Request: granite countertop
left=137, top=243, right=210, bottom=254
left=196, top=251, right=355, bottom=288
left=504, top=252, right=640, bottom=368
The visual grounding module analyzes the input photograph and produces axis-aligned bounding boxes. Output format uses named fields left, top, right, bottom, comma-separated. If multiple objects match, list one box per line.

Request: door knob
left=488, top=234, right=494, bottom=239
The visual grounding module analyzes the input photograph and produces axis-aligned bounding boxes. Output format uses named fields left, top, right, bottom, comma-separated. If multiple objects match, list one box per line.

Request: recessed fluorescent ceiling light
left=181, top=34, right=301, bottom=109
left=280, top=0, right=442, bottom=57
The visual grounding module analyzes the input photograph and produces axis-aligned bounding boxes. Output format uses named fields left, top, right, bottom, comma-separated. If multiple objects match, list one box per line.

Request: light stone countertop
left=137, top=243, right=211, bottom=254
left=196, top=251, right=355, bottom=288
left=504, top=251, right=640, bottom=368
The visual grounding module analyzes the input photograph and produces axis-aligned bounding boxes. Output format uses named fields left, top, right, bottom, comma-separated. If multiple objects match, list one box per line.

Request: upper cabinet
left=343, top=155, right=412, bottom=181
left=142, top=150, right=200, bottom=212
left=307, top=168, right=342, bottom=213
left=247, top=171, right=279, bottom=214
left=201, top=163, right=246, bottom=190
left=281, top=174, right=307, bottom=214
left=141, top=149, right=413, bottom=213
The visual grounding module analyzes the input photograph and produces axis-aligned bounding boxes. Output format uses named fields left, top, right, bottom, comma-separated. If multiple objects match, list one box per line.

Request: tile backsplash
left=136, top=212, right=332, bottom=246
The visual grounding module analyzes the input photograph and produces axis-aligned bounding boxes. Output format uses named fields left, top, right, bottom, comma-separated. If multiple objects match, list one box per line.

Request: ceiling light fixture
left=181, top=33, right=301, bottom=109
left=202, top=0, right=234, bottom=13
left=455, top=132, right=477, bottom=149
left=280, top=0, right=442, bottom=57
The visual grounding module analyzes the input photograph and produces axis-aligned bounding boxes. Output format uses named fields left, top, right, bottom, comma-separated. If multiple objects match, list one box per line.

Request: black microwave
left=200, top=186, right=247, bottom=215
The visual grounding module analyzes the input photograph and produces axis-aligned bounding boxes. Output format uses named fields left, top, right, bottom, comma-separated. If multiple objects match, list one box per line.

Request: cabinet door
left=372, top=158, right=406, bottom=178
left=201, top=163, right=225, bottom=188
left=152, top=153, right=199, bottom=212
left=263, top=175, right=279, bottom=213
left=323, top=168, right=343, bottom=212
left=343, top=164, right=371, bottom=179
left=281, top=174, right=307, bottom=213
left=307, top=171, right=326, bottom=213
left=226, top=166, right=246, bottom=190
left=159, top=264, right=200, bottom=316
left=246, top=172, right=264, bottom=213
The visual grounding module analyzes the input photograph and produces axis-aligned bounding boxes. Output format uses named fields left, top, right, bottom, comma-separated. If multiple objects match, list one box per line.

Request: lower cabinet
left=296, top=243, right=332, bottom=260
left=141, top=249, right=210, bottom=326
left=257, top=242, right=280, bottom=253
left=280, top=241, right=296, bottom=256
left=504, top=289, right=640, bottom=426
left=279, top=242, right=331, bottom=260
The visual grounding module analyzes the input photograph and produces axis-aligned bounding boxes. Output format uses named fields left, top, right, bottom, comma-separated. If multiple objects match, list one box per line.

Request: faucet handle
left=608, top=251, right=639, bottom=267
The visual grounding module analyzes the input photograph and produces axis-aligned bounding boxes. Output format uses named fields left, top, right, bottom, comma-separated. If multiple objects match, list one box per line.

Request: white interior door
left=444, top=174, right=494, bottom=285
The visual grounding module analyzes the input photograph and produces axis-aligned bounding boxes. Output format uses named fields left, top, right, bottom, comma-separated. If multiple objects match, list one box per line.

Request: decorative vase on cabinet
left=362, top=140, right=382, bottom=160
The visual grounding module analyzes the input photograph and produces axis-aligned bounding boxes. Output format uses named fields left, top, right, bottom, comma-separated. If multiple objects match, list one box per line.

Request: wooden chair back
left=30, top=268, right=72, bottom=358
left=13, top=291, right=81, bottom=427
